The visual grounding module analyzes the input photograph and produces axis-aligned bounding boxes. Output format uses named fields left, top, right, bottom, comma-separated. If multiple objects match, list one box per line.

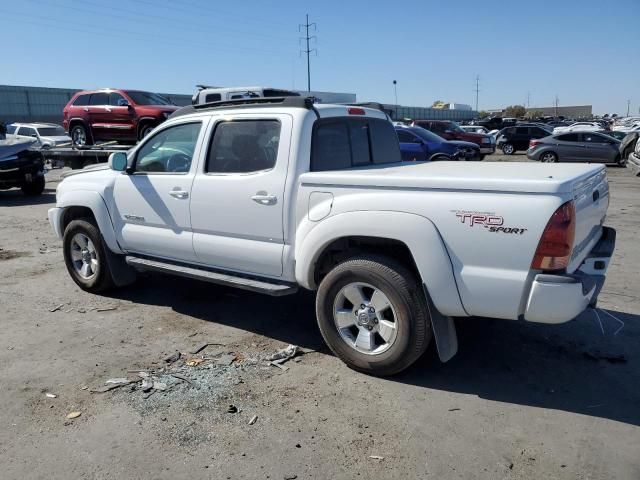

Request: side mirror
left=118, top=99, right=130, bottom=107
left=108, top=152, right=128, bottom=172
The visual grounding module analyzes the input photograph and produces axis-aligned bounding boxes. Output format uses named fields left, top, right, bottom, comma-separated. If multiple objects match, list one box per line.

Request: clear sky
left=2, top=0, right=639, bottom=114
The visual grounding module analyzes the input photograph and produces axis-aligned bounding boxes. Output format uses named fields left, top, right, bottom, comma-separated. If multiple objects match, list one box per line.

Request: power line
left=299, top=14, right=317, bottom=92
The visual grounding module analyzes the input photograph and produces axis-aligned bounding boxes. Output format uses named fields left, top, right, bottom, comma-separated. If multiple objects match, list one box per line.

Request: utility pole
left=526, top=91, right=530, bottom=108
left=393, top=80, right=398, bottom=120
left=554, top=94, right=559, bottom=118
left=627, top=99, right=631, bottom=117
left=299, top=14, right=316, bottom=92
left=474, top=75, right=480, bottom=112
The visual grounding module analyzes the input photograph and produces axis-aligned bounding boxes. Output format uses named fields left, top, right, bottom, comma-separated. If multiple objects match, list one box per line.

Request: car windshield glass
left=410, top=127, right=444, bottom=142
left=37, top=127, right=66, bottom=136
left=125, top=91, right=173, bottom=105
left=449, top=122, right=464, bottom=133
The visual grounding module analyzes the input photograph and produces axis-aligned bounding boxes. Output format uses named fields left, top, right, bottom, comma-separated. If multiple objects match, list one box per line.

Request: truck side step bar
left=125, top=256, right=298, bottom=297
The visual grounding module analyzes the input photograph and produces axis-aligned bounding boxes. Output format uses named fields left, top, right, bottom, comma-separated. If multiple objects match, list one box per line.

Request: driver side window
left=135, top=122, right=201, bottom=173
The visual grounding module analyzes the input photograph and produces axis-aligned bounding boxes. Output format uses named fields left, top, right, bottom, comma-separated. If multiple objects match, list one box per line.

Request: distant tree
left=504, top=105, right=526, bottom=118
left=478, top=110, right=489, bottom=118
left=431, top=100, right=443, bottom=107
left=526, top=109, right=544, bottom=119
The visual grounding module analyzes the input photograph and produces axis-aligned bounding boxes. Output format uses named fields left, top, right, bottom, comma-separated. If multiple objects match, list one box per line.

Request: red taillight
left=529, top=139, right=542, bottom=148
left=348, top=107, right=366, bottom=115
left=531, top=201, right=575, bottom=271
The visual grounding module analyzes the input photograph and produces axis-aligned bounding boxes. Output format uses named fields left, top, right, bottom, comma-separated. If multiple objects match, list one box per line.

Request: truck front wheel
left=316, top=256, right=432, bottom=376
left=62, top=218, right=114, bottom=292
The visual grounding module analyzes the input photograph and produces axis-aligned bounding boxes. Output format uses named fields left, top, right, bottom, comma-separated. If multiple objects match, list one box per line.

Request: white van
left=192, top=86, right=300, bottom=105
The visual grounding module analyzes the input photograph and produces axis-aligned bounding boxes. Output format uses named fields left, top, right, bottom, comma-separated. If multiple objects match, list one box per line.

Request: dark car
left=412, top=120, right=495, bottom=159
left=527, top=131, right=624, bottom=165
left=395, top=126, right=480, bottom=161
left=0, top=149, right=45, bottom=196
left=477, top=117, right=517, bottom=131
left=496, top=124, right=553, bottom=154
left=605, top=130, right=629, bottom=141
left=63, top=89, right=179, bottom=146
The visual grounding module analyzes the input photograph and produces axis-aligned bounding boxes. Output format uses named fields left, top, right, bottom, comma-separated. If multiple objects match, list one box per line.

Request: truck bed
left=300, top=161, right=606, bottom=194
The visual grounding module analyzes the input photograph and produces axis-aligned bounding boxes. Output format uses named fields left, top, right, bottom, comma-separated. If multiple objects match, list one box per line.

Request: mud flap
left=423, top=285, right=458, bottom=362
left=102, top=236, right=137, bottom=287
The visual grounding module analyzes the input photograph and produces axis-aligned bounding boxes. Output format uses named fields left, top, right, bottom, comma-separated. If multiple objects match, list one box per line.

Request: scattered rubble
left=66, top=411, right=81, bottom=419
left=49, top=304, right=64, bottom=313
left=248, top=415, right=258, bottom=425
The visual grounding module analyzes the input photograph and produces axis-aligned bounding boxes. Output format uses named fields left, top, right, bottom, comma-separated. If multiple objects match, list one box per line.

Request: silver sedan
left=527, top=131, right=624, bottom=165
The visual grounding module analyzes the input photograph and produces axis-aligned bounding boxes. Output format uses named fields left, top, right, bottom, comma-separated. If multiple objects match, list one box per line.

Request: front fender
left=56, top=190, right=123, bottom=254
left=295, top=210, right=468, bottom=317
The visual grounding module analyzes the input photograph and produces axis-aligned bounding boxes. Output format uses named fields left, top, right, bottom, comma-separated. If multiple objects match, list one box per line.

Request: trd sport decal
left=453, top=211, right=528, bottom=235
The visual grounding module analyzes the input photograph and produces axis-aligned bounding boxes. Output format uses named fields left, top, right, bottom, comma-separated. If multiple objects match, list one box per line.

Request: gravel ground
left=0, top=155, right=638, bottom=480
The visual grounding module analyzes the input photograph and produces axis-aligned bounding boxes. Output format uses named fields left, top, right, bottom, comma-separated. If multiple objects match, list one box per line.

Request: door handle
left=169, top=190, right=189, bottom=199
left=83, top=108, right=89, bottom=112
left=251, top=193, right=277, bottom=205
left=105, top=107, right=112, bottom=112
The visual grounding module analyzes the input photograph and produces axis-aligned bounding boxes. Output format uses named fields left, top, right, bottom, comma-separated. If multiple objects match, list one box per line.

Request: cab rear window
left=311, top=118, right=400, bottom=171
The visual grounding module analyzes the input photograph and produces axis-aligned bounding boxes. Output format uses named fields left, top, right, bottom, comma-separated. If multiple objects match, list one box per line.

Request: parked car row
left=396, top=126, right=480, bottom=161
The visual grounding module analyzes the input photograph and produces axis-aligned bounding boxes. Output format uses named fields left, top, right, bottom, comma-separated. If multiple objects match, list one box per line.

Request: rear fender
left=295, top=210, right=467, bottom=317
left=57, top=190, right=123, bottom=254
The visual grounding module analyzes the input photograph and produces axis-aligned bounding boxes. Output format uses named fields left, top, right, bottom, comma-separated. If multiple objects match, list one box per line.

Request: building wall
left=525, top=105, right=593, bottom=118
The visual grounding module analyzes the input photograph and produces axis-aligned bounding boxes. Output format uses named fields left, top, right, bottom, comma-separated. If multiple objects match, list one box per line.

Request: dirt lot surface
left=1, top=155, right=639, bottom=480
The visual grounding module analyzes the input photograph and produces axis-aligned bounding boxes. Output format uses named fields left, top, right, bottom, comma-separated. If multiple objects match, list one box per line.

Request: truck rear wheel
left=316, top=256, right=432, bottom=376
left=62, top=218, right=114, bottom=292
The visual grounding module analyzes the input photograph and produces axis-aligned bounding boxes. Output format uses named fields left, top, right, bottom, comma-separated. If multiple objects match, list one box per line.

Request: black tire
left=501, top=143, right=515, bottom=155
left=71, top=124, right=93, bottom=146
left=616, top=154, right=627, bottom=167
left=540, top=151, right=558, bottom=163
left=138, top=123, right=155, bottom=140
left=21, top=176, right=45, bottom=196
left=478, top=154, right=486, bottom=161
left=316, top=256, right=432, bottom=376
left=62, top=218, right=115, bottom=292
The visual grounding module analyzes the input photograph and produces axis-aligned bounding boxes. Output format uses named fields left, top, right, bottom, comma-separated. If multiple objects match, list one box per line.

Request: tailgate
left=567, top=167, right=609, bottom=272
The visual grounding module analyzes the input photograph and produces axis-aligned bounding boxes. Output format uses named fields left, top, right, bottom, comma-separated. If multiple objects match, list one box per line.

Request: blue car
left=395, top=126, right=481, bottom=161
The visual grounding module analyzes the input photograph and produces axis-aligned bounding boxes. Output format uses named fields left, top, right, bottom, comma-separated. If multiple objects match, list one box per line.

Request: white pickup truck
left=48, top=97, right=616, bottom=375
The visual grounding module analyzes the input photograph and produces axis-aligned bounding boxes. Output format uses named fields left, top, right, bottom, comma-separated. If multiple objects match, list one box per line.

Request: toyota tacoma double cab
left=49, top=97, right=616, bottom=375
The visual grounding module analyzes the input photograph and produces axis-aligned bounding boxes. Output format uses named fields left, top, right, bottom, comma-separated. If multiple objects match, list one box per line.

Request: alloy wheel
left=70, top=233, right=98, bottom=279
left=332, top=282, right=398, bottom=355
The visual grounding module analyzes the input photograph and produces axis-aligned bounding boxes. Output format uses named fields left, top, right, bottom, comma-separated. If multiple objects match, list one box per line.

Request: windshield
left=125, top=91, right=173, bottom=106
left=37, top=126, right=66, bottom=136
left=448, top=121, right=465, bottom=133
left=409, top=127, right=444, bottom=142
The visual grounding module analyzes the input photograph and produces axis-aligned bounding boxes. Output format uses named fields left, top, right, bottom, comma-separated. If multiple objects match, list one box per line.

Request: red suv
left=63, top=89, right=179, bottom=146
left=412, top=120, right=496, bottom=159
